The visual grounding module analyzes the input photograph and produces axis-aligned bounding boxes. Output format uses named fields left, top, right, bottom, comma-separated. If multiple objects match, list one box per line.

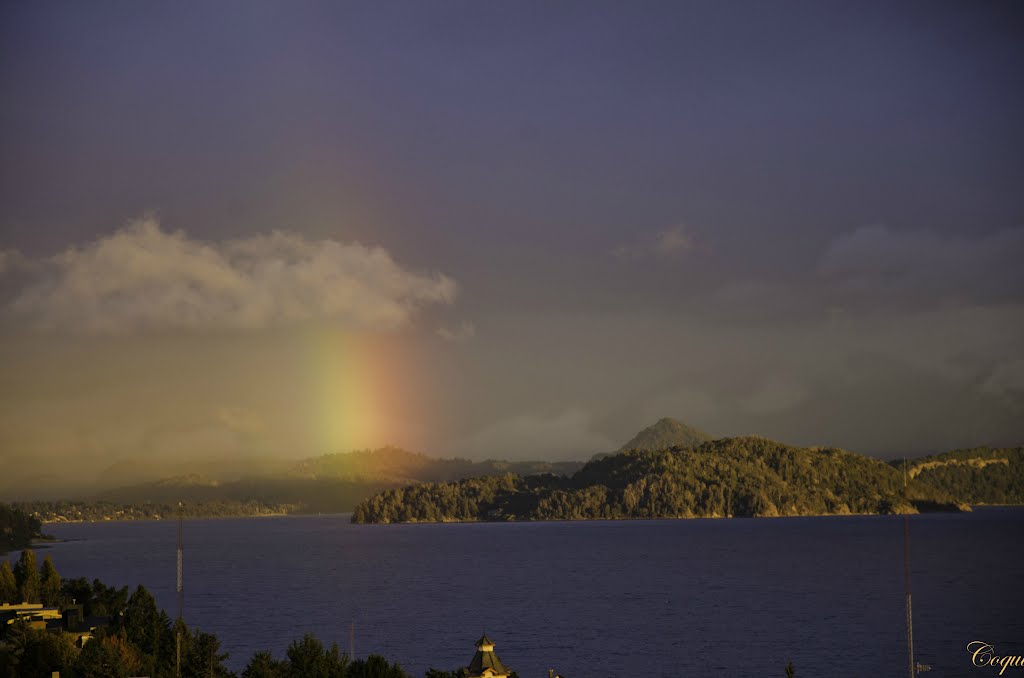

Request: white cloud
left=436, top=320, right=476, bottom=343
left=2, top=218, right=457, bottom=334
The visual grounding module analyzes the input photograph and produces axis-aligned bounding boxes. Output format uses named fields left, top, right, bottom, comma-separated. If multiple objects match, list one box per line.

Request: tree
left=0, top=561, right=16, bottom=604
left=62, top=577, right=94, bottom=612
left=16, top=629, right=79, bottom=676
left=0, top=503, right=41, bottom=551
left=182, top=628, right=233, bottom=678
left=285, top=634, right=327, bottom=677
left=40, top=555, right=62, bottom=607
left=242, top=650, right=286, bottom=678
left=785, top=661, right=796, bottom=678
left=12, top=550, right=40, bottom=603
left=90, top=578, right=129, bottom=616
left=284, top=634, right=348, bottom=678
left=153, top=610, right=178, bottom=675
left=347, top=654, right=409, bottom=678
left=1, top=618, right=30, bottom=675
left=123, top=586, right=163, bottom=656
left=75, top=634, right=130, bottom=678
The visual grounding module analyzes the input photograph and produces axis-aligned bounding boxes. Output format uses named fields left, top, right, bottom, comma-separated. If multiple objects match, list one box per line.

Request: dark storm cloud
left=1, top=1, right=1022, bottom=485
left=819, top=226, right=1024, bottom=304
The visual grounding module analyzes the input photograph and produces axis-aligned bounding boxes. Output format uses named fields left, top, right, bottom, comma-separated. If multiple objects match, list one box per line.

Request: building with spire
left=466, top=634, right=512, bottom=678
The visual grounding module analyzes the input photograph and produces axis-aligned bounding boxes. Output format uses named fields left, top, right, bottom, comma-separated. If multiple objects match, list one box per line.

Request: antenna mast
left=903, top=459, right=915, bottom=678
left=176, top=502, right=184, bottom=678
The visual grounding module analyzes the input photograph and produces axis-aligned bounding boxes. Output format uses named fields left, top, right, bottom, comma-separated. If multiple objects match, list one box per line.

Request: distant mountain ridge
left=17, top=446, right=588, bottom=520
left=288, top=446, right=583, bottom=484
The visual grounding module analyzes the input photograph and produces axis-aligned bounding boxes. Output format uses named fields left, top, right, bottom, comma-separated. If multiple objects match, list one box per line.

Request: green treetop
left=13, top=549, right=40, bottom=604
left=242, top=650, right=287, bottom=678
left=0, top=560, right=17, bottom=603
left=40, top=555, right=61, bottom=607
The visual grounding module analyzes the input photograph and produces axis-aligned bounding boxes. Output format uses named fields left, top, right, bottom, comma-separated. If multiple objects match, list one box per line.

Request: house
left=0, top=601, right=110, bottom=647
left=0, top=602, right=63, bottom=630
left=466, top=634, right=512, bottom=678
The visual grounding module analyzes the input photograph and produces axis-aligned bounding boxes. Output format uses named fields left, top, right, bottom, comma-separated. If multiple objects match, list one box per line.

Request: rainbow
left=301, top=328, right=425, bottom=455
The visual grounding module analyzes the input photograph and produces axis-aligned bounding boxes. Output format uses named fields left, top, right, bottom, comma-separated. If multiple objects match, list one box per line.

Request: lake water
left=11, top=509, right=1023, bottom=677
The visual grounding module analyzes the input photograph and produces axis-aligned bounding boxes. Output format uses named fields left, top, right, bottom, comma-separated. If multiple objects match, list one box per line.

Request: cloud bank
left=819, top=225, right=1024, bottom=302
left=454, top=409, right=615, bottom=460
left=2, top=219, right=457, bottom=334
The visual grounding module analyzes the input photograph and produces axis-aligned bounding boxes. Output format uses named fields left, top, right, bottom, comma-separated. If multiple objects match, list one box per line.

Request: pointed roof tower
left=467, top=634, right=511, bottom=678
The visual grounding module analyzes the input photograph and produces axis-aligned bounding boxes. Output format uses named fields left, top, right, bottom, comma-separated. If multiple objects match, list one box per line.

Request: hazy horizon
left=2, top=2, right=1023, bottom=498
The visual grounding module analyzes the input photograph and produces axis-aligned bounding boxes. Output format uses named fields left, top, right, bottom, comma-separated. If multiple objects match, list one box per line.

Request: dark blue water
left=9, top=509, right=1022, bottom=677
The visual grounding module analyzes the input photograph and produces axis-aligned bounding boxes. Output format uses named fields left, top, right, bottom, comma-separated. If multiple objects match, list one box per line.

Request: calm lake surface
left=13, top=509, right=1023, bottom=677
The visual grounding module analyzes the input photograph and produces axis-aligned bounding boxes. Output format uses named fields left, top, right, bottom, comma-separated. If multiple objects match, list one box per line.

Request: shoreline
left=39, top=510, right=303, bottom=526
left=26, top=503, right=1024, bottom=528
left=353, top=504, right=1024, bottom=526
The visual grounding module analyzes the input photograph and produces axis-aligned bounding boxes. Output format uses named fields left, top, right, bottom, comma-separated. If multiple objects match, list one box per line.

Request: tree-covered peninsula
left=352, top=435, right=981, bottom=523
left=0, top=504, right=44, bottom=553
left=897, top=446, right=1024, bottom=505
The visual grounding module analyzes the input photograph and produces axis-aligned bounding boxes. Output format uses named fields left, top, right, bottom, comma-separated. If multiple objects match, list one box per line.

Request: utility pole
left=350, top=621, right=355, bottom=658
left=903, top=460, right=915, bottom=678
left=177, top=502, right=184, bottom=678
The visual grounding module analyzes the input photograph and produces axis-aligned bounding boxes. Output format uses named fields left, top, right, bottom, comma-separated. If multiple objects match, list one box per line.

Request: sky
left=1, top=1, right=1023, bottom=493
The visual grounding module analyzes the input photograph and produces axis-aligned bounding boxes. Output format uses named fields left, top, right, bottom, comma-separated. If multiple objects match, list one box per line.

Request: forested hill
left=352, top=436, right=971, bottom=524
left=898, top=446, right=1024, bottom=505
left=618, top=417, right=712, bottom=452
left=0, top=503, right=43, bottom=552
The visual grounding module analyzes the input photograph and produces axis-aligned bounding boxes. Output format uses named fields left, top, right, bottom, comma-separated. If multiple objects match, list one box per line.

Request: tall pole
left=177, top=502, right=184, bottom=678
left=350, top=621, right=355, bottom=658
left=903, top=460, right=915, bottom=678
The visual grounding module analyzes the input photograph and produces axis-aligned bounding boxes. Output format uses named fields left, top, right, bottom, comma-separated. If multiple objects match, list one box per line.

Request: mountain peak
left=618, top=417, right=712, bottom=452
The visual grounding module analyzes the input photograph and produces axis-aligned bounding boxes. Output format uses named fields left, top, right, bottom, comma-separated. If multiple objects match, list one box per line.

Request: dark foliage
left=0, top=503, right=42, bottom=552
left=352, top=436, right=980, bottom=523
left=898, top=446, right=1024, bottom=505
left=0, top=553, right=417, bottom=678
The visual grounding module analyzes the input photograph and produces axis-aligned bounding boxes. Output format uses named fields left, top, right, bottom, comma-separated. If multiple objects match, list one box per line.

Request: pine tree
left=40, top=555, right=62, bottom=607
left=183, top=629, right=232, bottom=678
left=12, top=549, right=40, bottom=604
left=0, top=560, right=17, bottom=603
left=124, top=585, right=164, bottom=659
left=241, top=650, right=286, bottom=678
left=75, top=633, right=131, bottom=678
